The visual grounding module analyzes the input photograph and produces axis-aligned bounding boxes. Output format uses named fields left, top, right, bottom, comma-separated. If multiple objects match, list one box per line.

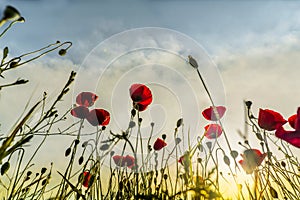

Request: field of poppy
left=0, top=5, right=300, bottom=200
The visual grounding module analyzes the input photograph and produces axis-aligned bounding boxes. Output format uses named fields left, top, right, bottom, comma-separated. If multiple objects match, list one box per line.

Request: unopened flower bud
left=58, top=49, right=67, bottom=56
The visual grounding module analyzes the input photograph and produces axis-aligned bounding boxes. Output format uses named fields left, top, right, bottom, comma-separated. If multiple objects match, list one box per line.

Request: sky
left=1, top=0, right=300, bottom=193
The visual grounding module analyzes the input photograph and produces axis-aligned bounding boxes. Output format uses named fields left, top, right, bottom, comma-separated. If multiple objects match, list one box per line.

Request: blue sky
left=2, top=0, right=300, bottom=61
left=1, top=0, right=300, bottom=176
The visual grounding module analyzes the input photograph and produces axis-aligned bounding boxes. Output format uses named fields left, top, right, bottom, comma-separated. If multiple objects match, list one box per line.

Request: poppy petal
left=76, top=92, right=98, bottom=107
left=204, top=124, right=222, bottom=139
left=113, top=155, right=125, bottom=167
left=275, top=126, right=300, bottom=148
left=70, top=106, right=89, bottom=119
left=87, top=109, right=110, bottom=126
left=153, top=138, right=167, bottom=151
left=296, top=107, right=300, bottom=131
left=82, top=171, right=91, bottom=188
left=288, top=114, right=297, bottom=129
left=124, top=155, right=135, bottom=168
left=202, top=106, right=226, bottom=121
left=258, top=109, right=287, bottom=131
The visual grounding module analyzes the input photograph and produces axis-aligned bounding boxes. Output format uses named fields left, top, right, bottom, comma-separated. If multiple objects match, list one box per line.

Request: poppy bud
left=9, top=61, right=18, bottom=68
left=163, top=174, right=168, bottom=180
left=41, top=167, right=47, bottom=174
left=100, top=144, right=110, bottom=151
left=230, top=150, right=238, bottom=159
left=1, top=162, right=10, bottom=175
left=270, top=187, right=278, bottom=198
left=74, top=139, right=80, bottom=146
left=188, top=55, right=198, bottom=69
left=176, top=118, right=183, bottom=128
left=206, top=142, right=212, bottom=150
left=131, top=109, right=136, bottom=117
left=129, top=121, right=136, bottom=128
left=65, top=147, right=71, bottom=157
left=150, top=122, right=155, bottom=127
left=281, top=161, right=286, bottom=168
left=58, top=49, right=67, bottom=56
left=102, top=126, right=106, bottom=130
left=138, top=118, right=143, bottom=123
left=82, top=141, right=88, bottom=148
left=223, top=155, right=230, bottom=166
left=42, top=179, right=47, bottom=186
left=245, top=101, right=252, bottom=109
left=162, top=134, right=166, bottom=140
left=110, top=151, right=115, bottom=156
left=175, top=138, right=181, bottom=145
left=78, top=156, right=84, bottom=165
left=27, top=171, right=32, bottom=177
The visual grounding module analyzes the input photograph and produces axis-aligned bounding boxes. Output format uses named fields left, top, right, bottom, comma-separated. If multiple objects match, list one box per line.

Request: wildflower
left=86, top=109, right=110, bottom=126
left=178, top=155, right=185, bottom=165
left=82, top=171, right=91, bottom=188
left=113, top=155, right=135, bottom=168
left=70, top=106, right=89, bottom=119
left=178, top=152, right=191, bottom=167
left=258, top=109, right=287, bottom=131
left=202, top=106, right=226, bottom=121
left=129, top=84, right=152, bottom=111
left=188, top=55, right=198, bottom=69
left=204, top=124, right=222, bottom=139
left=153, top=138, right=167, bottom=151
left=76, top=92, right=98, bottom=107
left=275, top=107, right=300, bottom=148
left=239, top=149, right=267, bottom=174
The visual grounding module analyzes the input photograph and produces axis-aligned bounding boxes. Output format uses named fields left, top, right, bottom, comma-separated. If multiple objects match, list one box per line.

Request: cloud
left=217, top=38, right=300, bottom=151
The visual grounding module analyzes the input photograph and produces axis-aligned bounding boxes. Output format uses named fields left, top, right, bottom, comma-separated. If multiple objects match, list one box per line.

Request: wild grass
left=0, top=5, right=299, bottom=200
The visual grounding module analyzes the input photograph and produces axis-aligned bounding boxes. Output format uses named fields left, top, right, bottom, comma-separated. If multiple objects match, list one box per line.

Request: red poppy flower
left=202, top=106, right=226, bottom=121
left=76, top=92, right=98, bottom=107
left=275, top=107, right=300, bottom=148
left=204, top=124, right=222, bottom=139
left=86, top=109, right=110, bottom=126
left=153, top=138, right=167, bottom=151
left=70, top=106, right=89, bottom=119
left=178, top=153, right=191, bottom=167
left=82, top=171, right=91, bottom=188
left=239, top=149, right=267, bottom=174
left=130, top=84, right=152, bottom=111
left=113, top=155, right=135, bottom=168
left=178, top=155, right=185, bottom=165
left=258, top=109, right=287, bottom=131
